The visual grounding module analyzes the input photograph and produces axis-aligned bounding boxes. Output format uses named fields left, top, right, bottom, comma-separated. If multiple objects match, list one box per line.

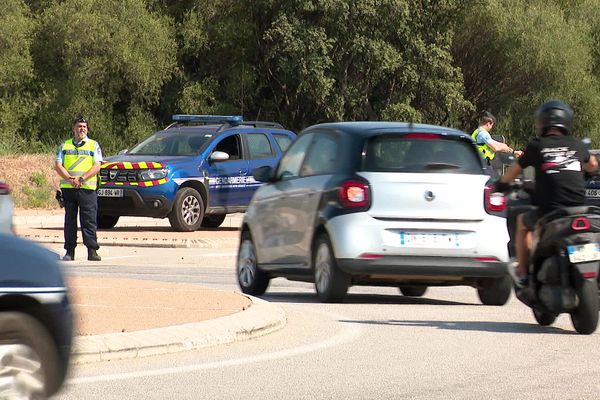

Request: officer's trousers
left=61, top=188, right=99, bottom=252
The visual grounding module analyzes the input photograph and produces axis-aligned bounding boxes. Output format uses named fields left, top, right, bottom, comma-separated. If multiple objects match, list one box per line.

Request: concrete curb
left=19, top=232, right=240, bottom=249
left=71, top=295, right=286, bottom=364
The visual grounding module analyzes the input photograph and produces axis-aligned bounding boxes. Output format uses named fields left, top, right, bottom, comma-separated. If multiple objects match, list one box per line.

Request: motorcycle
left=504, top=181, right=600, bottom=334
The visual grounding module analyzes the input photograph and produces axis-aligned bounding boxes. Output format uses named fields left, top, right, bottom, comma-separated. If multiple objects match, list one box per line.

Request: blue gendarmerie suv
left=0, top=233, right=73, bottom=398
left=97, top=115, right=296, bottom=231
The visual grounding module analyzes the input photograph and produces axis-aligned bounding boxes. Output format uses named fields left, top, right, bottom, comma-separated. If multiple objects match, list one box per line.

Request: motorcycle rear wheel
left=570, top=280, right=599, bottom=335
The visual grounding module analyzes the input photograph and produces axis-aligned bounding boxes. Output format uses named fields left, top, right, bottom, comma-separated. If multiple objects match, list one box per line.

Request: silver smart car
left=237, top=122, right=511, bottom=304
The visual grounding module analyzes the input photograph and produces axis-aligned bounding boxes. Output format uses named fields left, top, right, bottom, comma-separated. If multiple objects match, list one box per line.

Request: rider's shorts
left=521, top=209, right=541, bottom=231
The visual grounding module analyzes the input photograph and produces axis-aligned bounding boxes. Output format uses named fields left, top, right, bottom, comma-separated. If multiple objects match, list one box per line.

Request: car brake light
left=474, top=257, right=499, bottom=262
left=582, top=271, right=597, bottom=279
left=571, top=217, right=590, bottom=231
left=403, top=133, right=441, bottom=140
left=484, top=185, right=506, bottom=213
left=339, top=180, right=370, bottom=208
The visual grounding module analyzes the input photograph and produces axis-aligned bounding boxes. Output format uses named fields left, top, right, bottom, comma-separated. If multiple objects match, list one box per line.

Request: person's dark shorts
left=521, top=209, right=541, bottom=230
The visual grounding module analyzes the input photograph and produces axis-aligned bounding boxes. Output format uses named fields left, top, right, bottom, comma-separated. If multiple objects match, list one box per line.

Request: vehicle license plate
left=586, top=189, right=600, bottom=198
left=567, top=243, right=600, bottom=263
left=97, top=188, right=123, bottom=197
left=399, top=231, right=464, bottom=248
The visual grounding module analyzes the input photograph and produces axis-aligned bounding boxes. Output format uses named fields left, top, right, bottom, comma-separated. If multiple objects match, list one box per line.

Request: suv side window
left=300, top=133, right=339, bottom=176
left=274, top=134, right=293, bottom=152
left=214, top=134, right=242, bottom=160
left=247, top=133, right=274, bottom=159
left=277, top=134, right=313, bottom=180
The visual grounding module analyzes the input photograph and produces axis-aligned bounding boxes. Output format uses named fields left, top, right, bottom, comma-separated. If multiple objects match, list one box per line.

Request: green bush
left=21, top=172, right=53, bottom=208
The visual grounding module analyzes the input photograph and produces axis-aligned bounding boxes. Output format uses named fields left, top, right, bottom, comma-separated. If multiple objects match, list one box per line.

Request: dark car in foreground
left=237, top=121, right=511, bottom=304
left=0, top=234, right=72, bottom=398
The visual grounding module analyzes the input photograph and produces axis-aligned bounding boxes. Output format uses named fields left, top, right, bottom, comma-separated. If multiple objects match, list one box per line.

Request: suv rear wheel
left=313, top=234, right=350, bottom=303
left=168, top=187, right=204, bottom=231
left=97, top=214, right=119, bottom=229
left=0, top=312, right=64, bottom=397
left=201, top=214, right=226, bottom=228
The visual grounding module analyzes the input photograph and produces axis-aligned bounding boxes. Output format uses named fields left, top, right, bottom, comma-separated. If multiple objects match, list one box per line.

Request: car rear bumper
left=98, top=188, right=173, bottom=217
left=337, top=256, right=508, bottom=279
left=327, top=212, right=510, bottom=262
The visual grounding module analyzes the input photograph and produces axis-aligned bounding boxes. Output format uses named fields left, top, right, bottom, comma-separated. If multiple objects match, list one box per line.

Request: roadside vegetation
left=2, top=0, right=600, bottom=208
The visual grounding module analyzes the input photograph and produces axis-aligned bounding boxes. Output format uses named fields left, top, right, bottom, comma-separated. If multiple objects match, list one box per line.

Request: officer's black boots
left=88, top=249, right=101, bottom=261
left=62, top=251, right=75, bottom=261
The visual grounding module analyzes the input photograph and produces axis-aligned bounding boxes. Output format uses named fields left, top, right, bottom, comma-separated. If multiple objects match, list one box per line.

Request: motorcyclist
left=495, top=100, right=598, bottom=286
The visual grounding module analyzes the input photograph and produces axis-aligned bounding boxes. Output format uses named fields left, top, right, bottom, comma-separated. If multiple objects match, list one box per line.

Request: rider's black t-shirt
left=518, top=135, right=590, bottom=214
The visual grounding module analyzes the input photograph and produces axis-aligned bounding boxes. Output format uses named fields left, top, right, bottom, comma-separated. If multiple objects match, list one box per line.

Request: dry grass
left=0, top=154, right=60, bottom=209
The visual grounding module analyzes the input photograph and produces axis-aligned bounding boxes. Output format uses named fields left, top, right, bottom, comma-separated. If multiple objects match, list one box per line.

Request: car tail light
left=484, top=185, right=506, bottom=213
left=582, top=271, right=597, bottom=279
left=571, top=217, right=590, bottom=231
left=0, top=182, right=10, bottom=195
left=339, top=180, right=370, bottom=209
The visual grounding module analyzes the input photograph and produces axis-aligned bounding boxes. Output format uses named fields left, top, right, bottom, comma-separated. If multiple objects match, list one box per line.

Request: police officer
left=472, top=111, right=523, bottom=168
left=54, top=116, right=103, bottom=261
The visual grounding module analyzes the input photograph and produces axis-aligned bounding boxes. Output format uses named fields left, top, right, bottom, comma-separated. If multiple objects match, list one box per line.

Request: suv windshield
left=364, top=135, right=483, bottom=174
left=129, top=131, right=213, bottom=156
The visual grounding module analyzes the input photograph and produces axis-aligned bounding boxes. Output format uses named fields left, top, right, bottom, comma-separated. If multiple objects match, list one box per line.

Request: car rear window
left=364, top=134, right=483, bottom=174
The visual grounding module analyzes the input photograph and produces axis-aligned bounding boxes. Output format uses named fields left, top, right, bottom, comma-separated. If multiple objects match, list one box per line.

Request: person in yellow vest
left=54, top=116, right=103, bottom=261
left=472, top=111, right=523, bottom=167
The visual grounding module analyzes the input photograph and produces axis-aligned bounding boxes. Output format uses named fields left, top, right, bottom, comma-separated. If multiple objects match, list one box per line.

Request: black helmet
left=535, top=100, right=573, bottom=136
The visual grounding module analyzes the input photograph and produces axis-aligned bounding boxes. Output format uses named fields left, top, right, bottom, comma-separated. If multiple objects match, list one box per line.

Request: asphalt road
left=51, top=245, right=600, bottom=400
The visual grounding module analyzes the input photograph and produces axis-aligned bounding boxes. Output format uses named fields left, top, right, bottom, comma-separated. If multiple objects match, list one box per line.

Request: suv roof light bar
left=171, top=115, right=243, bottom=125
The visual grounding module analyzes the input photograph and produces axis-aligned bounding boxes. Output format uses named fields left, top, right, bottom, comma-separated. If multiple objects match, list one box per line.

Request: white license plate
left=399, top=231, right=469, bottom=248
left=97, top=188, right=123, bottom=197
left=586, top=189, right=600, bottom=198
left=567, top=243, right=600, bottom=263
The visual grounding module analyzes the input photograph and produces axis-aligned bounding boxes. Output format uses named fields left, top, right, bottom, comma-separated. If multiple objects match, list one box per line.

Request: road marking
left=67, top=307, right=361, bottom=385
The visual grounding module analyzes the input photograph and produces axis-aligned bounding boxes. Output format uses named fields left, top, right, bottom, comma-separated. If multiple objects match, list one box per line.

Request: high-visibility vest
left=59, top=138, right=99, bottom=190
left=471, top=128, right=495, bottom=160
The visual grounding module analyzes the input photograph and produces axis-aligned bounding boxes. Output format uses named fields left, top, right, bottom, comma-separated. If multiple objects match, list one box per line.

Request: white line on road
left=67, top=307, right=361, bottom=385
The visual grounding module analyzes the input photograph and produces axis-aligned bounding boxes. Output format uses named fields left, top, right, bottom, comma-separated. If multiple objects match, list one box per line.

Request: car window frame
left=245, top=132, right=275, bottom=160
left=299, top=132, right=340, bottom=177
left=275, top=133, right=315, bottom=181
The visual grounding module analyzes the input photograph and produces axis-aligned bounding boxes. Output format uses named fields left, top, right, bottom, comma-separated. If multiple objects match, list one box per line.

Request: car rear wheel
left=399, top=286, right=428, bottom=297
left=201, top=214, right=226, bottom=228
left=477, top=276, right=512, bottom=306
left=237, top=231, right=270, bottom=295
left=168, top=187, right=204, bottom=232
left=313, top=235, right=350, bottom=303
left=97, top=214, right=119, bottom=229
left=0, top=312, right=65, bottom=398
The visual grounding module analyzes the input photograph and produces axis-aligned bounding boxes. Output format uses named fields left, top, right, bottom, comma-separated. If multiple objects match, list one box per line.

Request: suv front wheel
left=168, top=187, right=204, bottom=231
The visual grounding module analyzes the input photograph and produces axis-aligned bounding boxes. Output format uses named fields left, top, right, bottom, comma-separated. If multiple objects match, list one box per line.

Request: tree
left=453, top=0, right=600, bottom=146
left=31, top=0, right=177, bottom=154
left=0, top=0, right=37, bottom=155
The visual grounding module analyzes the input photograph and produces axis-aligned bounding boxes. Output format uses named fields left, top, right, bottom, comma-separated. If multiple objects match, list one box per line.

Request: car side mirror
left=253, top=165, right=275, bottom=182
left=118, top=149, right=128, bottom=155
left=210, top=151, right=230, bottom=162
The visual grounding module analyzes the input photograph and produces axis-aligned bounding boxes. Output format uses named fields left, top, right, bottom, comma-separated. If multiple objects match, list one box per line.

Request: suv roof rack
left=165, top=114, right=243, bottom=130
left=240, top=121, right=284, bottom=129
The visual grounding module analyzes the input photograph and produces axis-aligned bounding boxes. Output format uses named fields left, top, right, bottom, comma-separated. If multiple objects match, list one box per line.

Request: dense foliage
left=1, top=0, right=599, bottom=155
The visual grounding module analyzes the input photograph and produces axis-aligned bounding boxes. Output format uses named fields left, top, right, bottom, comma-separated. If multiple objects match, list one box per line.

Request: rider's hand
left=513, top=150, right=523, bottom=157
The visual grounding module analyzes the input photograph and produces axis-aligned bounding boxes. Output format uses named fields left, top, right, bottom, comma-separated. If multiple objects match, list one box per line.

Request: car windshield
left=364, top=134, right=483, bottom=174
left=128, top=131, right=213, bottom=156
